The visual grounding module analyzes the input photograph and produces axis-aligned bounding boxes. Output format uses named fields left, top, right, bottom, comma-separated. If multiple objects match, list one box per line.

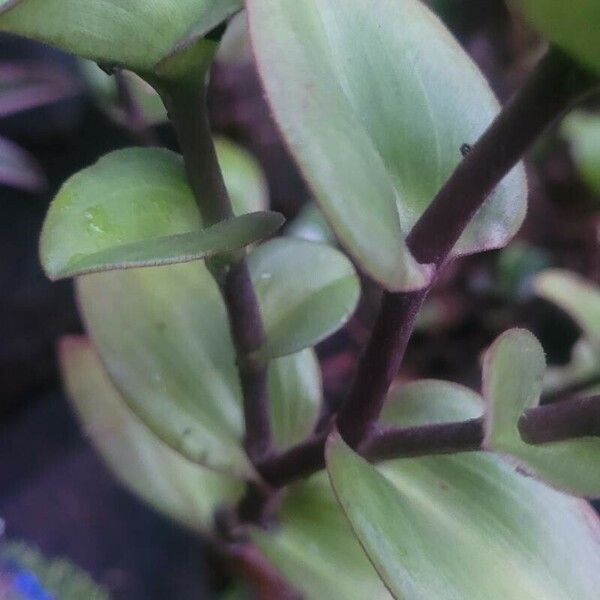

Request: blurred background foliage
left=0, top=1, right=599, bottom=598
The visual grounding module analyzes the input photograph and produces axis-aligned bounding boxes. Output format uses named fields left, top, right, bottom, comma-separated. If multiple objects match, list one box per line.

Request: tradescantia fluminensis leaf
left=534, top=269, right=600, bottom=346
left=0, top=541, right=109, bottom=600
left=247, top=0, right=527, bottom=291
left=60, top=336, right=244, bottom=531
left=533, top=270, right=600, bottom=396
left=40, top=145, right=280, bottom=280
left=285, top=202, right=336, bottom=246
left=325, top=380, right=600, bottom=600
left=76, top=236, right=354, bottom=476
left=483, top=329, right=600, bottom=497
left=561, top=112, right=600, bottom=196
left=512, top=1, right=600, bottom=74
left=248, top=238, right=360, bottom=358
left=253, top=474, right=392, bottom=600
left=0, top=0, right=241, bottom=80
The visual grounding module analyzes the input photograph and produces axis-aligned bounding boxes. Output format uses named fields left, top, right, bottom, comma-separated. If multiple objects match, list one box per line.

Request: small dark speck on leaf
left=516, top=465, right=534, bottom=478
left=183, top=428, right=192, bottom=436
left=460, top=143, right=472, bottom=157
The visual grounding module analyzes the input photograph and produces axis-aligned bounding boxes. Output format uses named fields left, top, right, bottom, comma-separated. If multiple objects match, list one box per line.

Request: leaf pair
left=56, top=137, right=360, bottom=529
left=258, top=380, right=600, bottom=600
left=75, top=235, right=358, bottom=477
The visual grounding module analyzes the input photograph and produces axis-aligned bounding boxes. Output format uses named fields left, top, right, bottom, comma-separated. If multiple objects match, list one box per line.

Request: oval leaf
left=561, top=112, right=600, bottom=195
left=41, top=144, right=272, bottom=280
left=76, top=259, right=324, bottom=476
left=248, top=238, right=360, bottom=358
left=0, top=0, right=241, bottom=76
left=483, top=328, right=600, bottom=497
left=247, top=0, right=527, bottom=290
left=326, top=380, right=600, bottom=600
left=59, top=335, right=244, bottom=531
left=535, top=269, right=600, bottom=346
left=514, top=0, right=600, bottom=74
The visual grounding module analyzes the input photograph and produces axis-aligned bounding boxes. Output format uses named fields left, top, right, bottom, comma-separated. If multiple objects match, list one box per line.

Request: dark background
left=1, top=1, right=598, bottom=597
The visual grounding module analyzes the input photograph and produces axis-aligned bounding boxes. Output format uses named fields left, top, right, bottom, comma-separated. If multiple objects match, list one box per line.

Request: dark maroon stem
left=257, top=47, right=598, bottom=486
left=336, top=46, right=598, bottom=448
left=159, top=85, right=272, bottom=462
left=361, top=418, right=484, bottom=462
left=519, top=395, right=600, bottom=444
left=258, top=394, right=600, bottom=485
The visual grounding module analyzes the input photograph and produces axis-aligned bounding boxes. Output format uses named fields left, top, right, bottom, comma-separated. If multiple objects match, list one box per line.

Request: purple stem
left=257, top=47, right=598, bottom=487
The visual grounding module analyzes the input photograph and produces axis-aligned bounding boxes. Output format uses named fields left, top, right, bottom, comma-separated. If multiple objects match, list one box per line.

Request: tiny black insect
left=460, top=143, right=472, bottom=157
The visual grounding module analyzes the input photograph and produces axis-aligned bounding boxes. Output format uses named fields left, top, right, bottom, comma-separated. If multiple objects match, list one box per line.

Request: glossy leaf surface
left=326, top=380, right=600, bottom=599
left=40, top=145, right=274, bottom=280
left=534, top=269, right=600, bottom=345
left=247, top=0, right=527, bottom=290
left=60, top=336, right=243, bottom=530
left=77, top=257, right=324, bottom=476
left=249, top=238, right=360, bottom=358
left=285, top=202, right=336, bottom=246
left=0, top=0, right=241, bottom=76
left=515, top=0, right=600, bottom=73
left=483, top=329, right=600, bottom=496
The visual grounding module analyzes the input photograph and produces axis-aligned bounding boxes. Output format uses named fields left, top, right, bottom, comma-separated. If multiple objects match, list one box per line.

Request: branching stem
left=257, top=47, right=599, bottom=487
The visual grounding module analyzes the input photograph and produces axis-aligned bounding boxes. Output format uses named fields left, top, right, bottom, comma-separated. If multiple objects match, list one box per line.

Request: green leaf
left=40, top=145, right=276, bottom=280
left=285, top=202, right=336, bottom=246
left=544, top=339, right=600, bottom=396
left=76, top=258, right=324, bottom=476
left=326, top=379, right=600, bottom=600
left=247, top=0, right=527, bottom=291
left=59, top=335, right=244, bottom=531
left=215, top=136, right=269, bottom=215
left=253, top=474, right=393, bottom=600
left=0, top=541, right=110, bottom=599
left=47, top=213, right=283, bottom=280
left=268, top=349, right=321, bottom=450
left=483, top=328, right=600, bottom=497
left=513, top=0, right=600, bottom=74
left=0, top=0, right=241, bottom=77
left=80, top=62, right=168, bottom=126
left=561, top=111, right=600, bottom=196
left=248, top=238, right=360, bottom=358
left=534, top=269, right=600, bottom=345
